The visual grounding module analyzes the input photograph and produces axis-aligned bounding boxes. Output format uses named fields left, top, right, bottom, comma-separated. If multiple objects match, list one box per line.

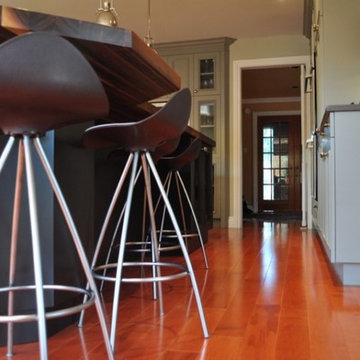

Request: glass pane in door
left=262, top=122, right=289, bottom=201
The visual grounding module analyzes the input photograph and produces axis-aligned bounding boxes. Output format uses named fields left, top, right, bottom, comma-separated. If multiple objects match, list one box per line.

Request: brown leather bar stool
left=156, top=137, right=209, bottom=268
left=79, top=88, right=209, bottom=350
left=0, top=32, right=113, bottom=359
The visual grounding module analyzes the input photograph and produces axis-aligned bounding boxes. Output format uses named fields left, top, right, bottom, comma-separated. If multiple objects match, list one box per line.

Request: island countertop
left=0, top=5, right=180, bottom=122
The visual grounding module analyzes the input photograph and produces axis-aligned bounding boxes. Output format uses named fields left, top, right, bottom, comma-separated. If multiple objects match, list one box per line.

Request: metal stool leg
left=175, top=171, right=209, bottom=269
left=174, top=172, right=188, bottom=236
left=110, top=152, right=139, bottom=349
left=78, top=153, right=134, bottom=314
left=0, top=137, right=15, bottom=173
left=141, top=154, right=164, bottom=315
left=145, top=152, right=209, bottom=338
left=158, top=172, right=173, bottom=250
left=33, top=137, right=114, bottom=360
left=23, top=136, right=48, bottom=360
left=7, top=141, right=25, bottom=357
left=98, top=163, right=143, bottom=293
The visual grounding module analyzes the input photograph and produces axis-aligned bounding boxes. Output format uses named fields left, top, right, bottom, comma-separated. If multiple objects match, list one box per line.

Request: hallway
left=2, top=221, right=360, bottom=359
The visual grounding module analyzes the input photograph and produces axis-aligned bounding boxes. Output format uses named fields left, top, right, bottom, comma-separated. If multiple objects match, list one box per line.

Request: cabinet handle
left=315, top=127, right=326, bottom=136
left=320, top=152, right=329, bottom=159
left=193, top=89, right=199, bottom=94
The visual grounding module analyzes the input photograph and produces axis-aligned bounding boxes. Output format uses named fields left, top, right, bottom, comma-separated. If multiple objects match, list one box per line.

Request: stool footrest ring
left=158, top=230, right=199, bottom=239
left=0, top=284, right=95, bottom=323
left=93, top=261, right=189, bottom=283
left=125, top=240, right=181, bottom=252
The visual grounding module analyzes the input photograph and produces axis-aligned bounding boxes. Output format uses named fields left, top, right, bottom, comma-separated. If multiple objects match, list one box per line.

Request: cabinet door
left=193, top=96, right=221, bottom=219
left=334, top=112, right=360, bottom=263
left=151, top=54, right=194, bottom=120
left=193, top=96, right=220, bottom=154
left=193, top=52, right=221, bottom=95
left=167, top=54, right=194, bottom=93
left=317, top=134, right=335, bottom=261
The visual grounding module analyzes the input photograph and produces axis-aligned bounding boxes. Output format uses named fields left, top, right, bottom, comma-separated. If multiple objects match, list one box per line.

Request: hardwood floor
left=2, top=220, right=360, bottom=359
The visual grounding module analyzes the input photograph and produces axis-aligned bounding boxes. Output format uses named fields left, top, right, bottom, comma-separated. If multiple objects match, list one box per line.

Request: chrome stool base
left=157, top=169, right=209, bottom=268
left=0, top=285, right=95, bottom=324
left=0, top=136, right=114, bottom=360
left=0, top=32, right=114, bottom=359
left=93, top=262, right=189, bottom=283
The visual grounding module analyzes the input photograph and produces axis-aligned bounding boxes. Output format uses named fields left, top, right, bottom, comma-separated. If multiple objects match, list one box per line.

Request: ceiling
left=116, top=0, right=305, bottom=44
left=3, top=0, right=306, bottom=44
left=242, top=67, right=301, bottom=100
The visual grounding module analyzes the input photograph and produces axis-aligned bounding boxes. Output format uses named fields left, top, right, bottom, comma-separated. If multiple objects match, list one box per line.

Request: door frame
left=229, top=55, right=311, bottom=228
left=252, top=110, right=301, bottom=213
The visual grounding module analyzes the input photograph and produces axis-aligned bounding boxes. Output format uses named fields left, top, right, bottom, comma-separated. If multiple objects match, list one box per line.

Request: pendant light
left=144, top=0, right=154, bottom=47
left=96, top=0, right=118, bottom=27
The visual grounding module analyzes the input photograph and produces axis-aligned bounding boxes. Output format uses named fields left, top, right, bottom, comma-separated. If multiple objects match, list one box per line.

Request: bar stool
left=79, top=88, right=209, bottom=350
left=0, top=32, right=113, bottom=359
left=102, top=136, right=182, bottom=265
left=156, top=137, right=209, bottom=268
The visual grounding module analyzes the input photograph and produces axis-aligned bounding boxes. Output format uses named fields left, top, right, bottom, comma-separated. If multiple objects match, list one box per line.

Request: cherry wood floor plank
left=2, top=220, right=360, bottom=359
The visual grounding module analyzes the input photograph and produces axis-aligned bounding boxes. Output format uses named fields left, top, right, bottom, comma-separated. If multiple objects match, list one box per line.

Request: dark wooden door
left=258, top=115, right=301, bottom=213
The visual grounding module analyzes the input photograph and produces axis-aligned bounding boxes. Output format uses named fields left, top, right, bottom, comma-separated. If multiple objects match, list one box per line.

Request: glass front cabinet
left=155, top=38, right=235, bottom=226
left=194, top=53, right=220, bottom=95
left=194, top=96, right=220, bottom=151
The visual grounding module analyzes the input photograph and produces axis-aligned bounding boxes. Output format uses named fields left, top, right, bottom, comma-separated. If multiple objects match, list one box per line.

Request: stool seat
left=160, top=136, right=202, bottom=171
left=0, top=31, right=108, bottom=135
left=108, top=136, right=181, bottom=163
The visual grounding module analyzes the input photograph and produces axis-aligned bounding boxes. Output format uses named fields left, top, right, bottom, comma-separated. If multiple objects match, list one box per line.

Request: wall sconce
left=96, top=0, right=118, bottom=27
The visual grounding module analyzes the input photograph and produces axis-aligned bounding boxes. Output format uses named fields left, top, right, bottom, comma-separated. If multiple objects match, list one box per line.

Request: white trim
left=300, top=64, right=307, bottom=227
left=242, top=97, right=301, bottom=104
left=228, top=60, right=243, bottom=228
left=229, top=55, right=311, bottom=228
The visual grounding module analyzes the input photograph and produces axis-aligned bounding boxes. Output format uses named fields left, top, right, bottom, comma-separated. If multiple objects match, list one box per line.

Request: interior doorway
left=241, top=65, right=302, bottom=219
left=257, top=114, right=301, bottom=215
left=230, top=55, right=311, bottom=229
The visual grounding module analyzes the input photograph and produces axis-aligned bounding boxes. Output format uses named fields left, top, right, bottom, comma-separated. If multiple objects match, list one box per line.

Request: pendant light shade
left=96, top=0, right=118, bottom=27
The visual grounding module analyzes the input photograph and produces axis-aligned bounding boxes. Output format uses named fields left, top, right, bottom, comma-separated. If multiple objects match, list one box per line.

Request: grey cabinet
left=155, top=38, right=235, bottom=226
left=314, top=105, right=360, bottom=285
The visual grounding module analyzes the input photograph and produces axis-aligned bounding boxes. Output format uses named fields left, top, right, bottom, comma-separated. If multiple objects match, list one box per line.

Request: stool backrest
left=0, top=32, right=109, bottom=135
left=161, top=137, right=202, bottom=171
left=82, top=88, right=191, bottom=151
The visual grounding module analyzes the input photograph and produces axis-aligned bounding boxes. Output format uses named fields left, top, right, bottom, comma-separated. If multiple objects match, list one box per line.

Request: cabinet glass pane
left=199, top=100, right=215, bottom=141
left=199, top=58, right=215, bottom=89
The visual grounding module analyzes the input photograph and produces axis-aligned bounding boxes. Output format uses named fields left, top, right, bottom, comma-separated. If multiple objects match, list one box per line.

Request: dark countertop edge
left=0, top=5, right=133, bottom=47
left=0, top=5, right=181, bottom=93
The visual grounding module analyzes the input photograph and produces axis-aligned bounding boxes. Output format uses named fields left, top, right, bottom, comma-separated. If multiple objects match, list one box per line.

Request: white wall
left=230, top=35, right=310, bottom=62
